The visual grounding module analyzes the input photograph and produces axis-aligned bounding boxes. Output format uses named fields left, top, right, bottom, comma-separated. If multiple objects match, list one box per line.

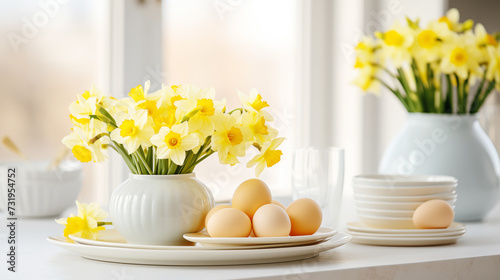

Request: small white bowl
left=353, top=175, right=457, bottom=187
left=359, top=214, right=416, bottom=229
left=356, top=207, right=414, bottom=218
left=353, top=192, right=457, bottom=203
left=0, top=160, right=82, bottom=217
left=352, top=183, right=456, bottom=196
left=354, top=199, right=456, bottom=211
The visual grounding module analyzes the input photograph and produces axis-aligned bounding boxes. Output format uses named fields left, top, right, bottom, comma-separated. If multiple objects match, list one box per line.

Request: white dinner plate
left=349, top=234, right=464, bottom=246
left=47, top=233, right=351, bottom=266
left=353, top=192, right=457, bottom=203
left=353, top=175, right=457, bottom=186
left=183, top=227, right=336, bottom=246
left=69, top=229, right=331, bottom=250
left=346, top=229, right=466, bottom=238
left=346, top=221, right=466, bottom=234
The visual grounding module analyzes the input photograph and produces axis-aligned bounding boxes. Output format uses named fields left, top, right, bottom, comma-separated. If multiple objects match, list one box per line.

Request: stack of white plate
left=349, top=175, right=465, bottom=246
left=47, top=228, right=351, bottom=265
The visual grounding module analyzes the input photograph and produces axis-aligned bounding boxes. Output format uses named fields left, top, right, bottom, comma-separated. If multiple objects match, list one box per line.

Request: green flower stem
left=135, top=149, right=153, bottom=175
left=410, top=60, right=429, bottom=111
left=167, top=159, right=177, bottom=175
left=375, top=78, right=411, bottom=111
left=462, top=76, right=469, bottom=114
left=110, top=140, right=138, bottom=174
left=97, top=222, right=113, bottom=226
left=470, top=72, right=487, bottom=113
left=444, top=74, right=453, bottom=114
left=152, top=147, right=157, bottom=174
left=472, top=80, right=496, bottom=114
left=397, top=68, right=422, bottom=112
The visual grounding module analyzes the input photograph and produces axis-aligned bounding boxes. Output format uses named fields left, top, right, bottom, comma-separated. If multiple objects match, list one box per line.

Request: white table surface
left=1, top=196, right=500, bottom=280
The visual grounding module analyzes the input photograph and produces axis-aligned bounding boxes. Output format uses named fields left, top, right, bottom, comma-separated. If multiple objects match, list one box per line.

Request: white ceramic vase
left=379, top=113, right=500, bottom=221
left=109, top=173, right=214, bottom=245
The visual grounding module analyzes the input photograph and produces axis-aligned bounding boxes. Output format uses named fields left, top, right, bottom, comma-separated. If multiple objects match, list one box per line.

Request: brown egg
left=205, top=204, right=231, bottom=228
left=286, top=198, right=322, bottom=236
left=232, top=179, right=272, bottom=219
left=252, top=204, right=291, bottom=237
left=271, top=199, right=286, bottom=209
left=413, top=199, right=454, bottom=229
left=206, top=208, right=252, bottom=237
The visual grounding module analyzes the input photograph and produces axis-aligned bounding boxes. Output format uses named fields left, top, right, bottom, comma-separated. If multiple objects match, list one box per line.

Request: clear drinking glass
left=292, top=147, right=345, bottom=230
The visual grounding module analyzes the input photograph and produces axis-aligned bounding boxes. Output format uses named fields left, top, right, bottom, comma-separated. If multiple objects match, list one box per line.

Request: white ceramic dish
left=0, top=160, right=82, bottom=217
left=183, top=227, right=336, bottom=246
left=346, top=229, right=466, bottom=238
left=354, top=200, right=456, bottom=211
left=356, top=207, right=414, bottom=218
left=352, top=184, right=455, bottom=196
left=69, top=230, right=330, bottom=250
left=359, top=214, right=415, bottom=229
left=353, top=175, right=457, bottom=187
left=350, top=234, right=464, bottom=246
left=346, top=221, right=465, bottom=234
left=353, top=192, right=457, bottom=203
left=47, top=233, right=351, bottom=266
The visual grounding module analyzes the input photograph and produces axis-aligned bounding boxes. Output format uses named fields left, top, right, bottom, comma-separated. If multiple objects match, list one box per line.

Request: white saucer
left=346, top=229, right=466, bottom=238
left=48, top=233, right=351, bottom=266
left=350, top=234, right=464, bottom=246
left=346, top=221, right=466, bottom=246
left=69, top=229, right=331, bottom=250
left=346, top=221, right=465, bottom=234
left=183, top=227, right=336, bottom=246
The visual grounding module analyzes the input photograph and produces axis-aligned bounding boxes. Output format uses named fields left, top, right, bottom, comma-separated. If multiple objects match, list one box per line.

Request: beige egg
left=206, top=208, right=252, bottom=237
left=286, top=198, right=322, bottom=236
left=232, top=179, right=272, bottom=219
left=252, top=204, right=291, bottom=237
left=271, top=199, right=286, bottom=209
left=413, top=199, right=454, bottom=229
left=205, top=204, right=231, bottom=228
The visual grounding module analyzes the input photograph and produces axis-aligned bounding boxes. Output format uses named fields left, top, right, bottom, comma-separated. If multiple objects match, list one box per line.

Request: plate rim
left=346, top=221, right=465, bottom=234
left=47, top=233, right=352, bottom=266
left=183, top=227, right=337, bottom=245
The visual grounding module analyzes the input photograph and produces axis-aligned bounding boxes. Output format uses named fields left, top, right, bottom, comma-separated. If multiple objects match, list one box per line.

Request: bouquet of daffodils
left=62, top=81, right=284, bottom=176
left=353, top=8, right=500, bottom=114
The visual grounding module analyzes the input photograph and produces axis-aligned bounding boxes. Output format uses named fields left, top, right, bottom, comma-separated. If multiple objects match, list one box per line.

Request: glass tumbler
left=292, top=147, right=345, bottom=230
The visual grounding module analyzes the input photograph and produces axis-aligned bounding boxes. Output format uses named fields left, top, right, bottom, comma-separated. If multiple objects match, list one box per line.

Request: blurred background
left=0, top=0, right=499, bottom=204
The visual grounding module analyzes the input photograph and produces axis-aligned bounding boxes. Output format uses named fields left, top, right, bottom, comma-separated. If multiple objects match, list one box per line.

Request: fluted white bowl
left=0, top=160, right=82, bottom=217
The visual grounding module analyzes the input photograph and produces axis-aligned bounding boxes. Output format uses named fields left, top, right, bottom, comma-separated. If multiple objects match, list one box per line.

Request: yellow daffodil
left=62, top=126, right=108, bottom=163
left=247, top=137, right=285, bottom=177
left=440, top=33, right=482, bottom=79
left=56, top=201, right=109, bottom=240
left=352, top=65, right=380, bottom=94
left=486, top=45, right=500, bottom=87
left=241, top=111, right=278, bottom=145
left=474, top=24, right=497, bottom=65
left=379, top=22, right=414, bottom=67
left=438, top=8, right=473, bottom=33
left=63, top=83, right=283, bottom=175
left=110, top=109, right=154, bottom=154
left=150, top=122, right=200, bottom=165
left=176, top=86, right=225, bottom=137
left=238, top=89, right=273, bottom=121
left=211, top=111, right=251, bottom=165
left=412, top=21, right=452, bottom=66
left=128, top=80, right=152, bottom=102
